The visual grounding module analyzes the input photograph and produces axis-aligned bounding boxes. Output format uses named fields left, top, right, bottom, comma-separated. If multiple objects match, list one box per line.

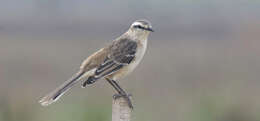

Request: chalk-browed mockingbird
left=39, top=20, right=153, bottom=109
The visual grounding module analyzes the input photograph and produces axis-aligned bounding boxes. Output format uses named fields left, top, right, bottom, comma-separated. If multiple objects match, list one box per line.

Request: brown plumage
left=39, top=20, right=153, bottom=107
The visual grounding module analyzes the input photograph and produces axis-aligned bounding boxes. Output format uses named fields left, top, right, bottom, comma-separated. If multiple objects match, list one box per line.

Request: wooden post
left=112, top=97, right=132, bottom=121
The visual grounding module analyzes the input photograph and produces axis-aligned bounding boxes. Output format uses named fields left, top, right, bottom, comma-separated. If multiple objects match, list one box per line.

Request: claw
left=113, top=94, right=121, bottom=99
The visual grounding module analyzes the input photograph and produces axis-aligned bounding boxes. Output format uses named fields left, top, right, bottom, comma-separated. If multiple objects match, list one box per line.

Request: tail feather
left=39, top=71, right=85, bottom=106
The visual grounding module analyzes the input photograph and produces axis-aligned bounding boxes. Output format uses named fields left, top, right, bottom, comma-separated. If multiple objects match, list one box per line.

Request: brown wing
left=94, top=38, right=137, bottom=78
left=108, top=38, right=137, bottom=64
left=80, top=48, right=109, bottom=71
left=82, top=38, right=137, bottom=86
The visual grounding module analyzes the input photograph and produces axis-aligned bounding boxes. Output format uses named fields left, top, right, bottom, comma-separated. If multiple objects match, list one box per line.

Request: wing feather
left=82, top=38, right=137, bottom=85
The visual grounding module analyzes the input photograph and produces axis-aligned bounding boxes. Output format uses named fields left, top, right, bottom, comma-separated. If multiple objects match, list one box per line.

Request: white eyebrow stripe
left=132, top=22, right=142, bottom=26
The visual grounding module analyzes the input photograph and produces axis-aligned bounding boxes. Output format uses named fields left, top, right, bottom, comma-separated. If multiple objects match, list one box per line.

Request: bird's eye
left=134, top=25, right=143, bottom=29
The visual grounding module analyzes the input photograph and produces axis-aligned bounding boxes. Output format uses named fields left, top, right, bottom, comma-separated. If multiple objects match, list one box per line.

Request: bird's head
left=130, top=20, right=154, bottom=32
left=127, top=20, right=153, bottom=39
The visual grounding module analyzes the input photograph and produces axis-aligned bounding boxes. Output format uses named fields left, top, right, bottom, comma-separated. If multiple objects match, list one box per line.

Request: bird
left=39, top=19, right=153, bottom=109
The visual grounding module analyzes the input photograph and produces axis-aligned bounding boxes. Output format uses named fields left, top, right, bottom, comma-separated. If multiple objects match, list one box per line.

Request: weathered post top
left=112, top=97, right=132, bottom=121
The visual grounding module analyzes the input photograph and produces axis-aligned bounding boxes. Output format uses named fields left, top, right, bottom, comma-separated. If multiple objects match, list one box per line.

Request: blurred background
left=0, top=0, right=260, bottom=121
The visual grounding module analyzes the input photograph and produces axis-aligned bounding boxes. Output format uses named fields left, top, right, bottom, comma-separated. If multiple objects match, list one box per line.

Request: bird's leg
left=112, top=80, right=133, bottom=109
left=105, top=78, right=121, bottom=94
left=105, top=78, right=133, bottom=109
left=111, top=82, right=133, bottom=109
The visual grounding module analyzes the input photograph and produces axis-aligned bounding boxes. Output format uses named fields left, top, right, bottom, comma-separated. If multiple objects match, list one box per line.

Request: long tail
left=39, top=70, right=85, bottom=106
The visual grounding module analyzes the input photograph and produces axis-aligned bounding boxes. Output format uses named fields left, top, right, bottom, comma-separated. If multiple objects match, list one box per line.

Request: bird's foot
left=113, top=93, right=133, bottom=109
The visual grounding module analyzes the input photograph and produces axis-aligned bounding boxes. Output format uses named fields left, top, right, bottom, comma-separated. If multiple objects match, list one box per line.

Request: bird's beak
left=146, top=27, right=154, bottom=32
